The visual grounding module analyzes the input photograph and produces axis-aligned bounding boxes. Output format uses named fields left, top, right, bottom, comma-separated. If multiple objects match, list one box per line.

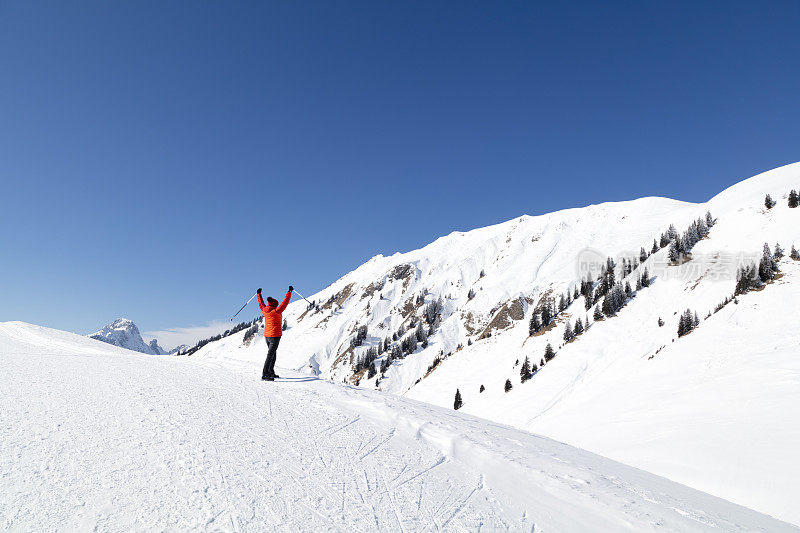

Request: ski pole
left=230, top=292, right=257, bottom=321
left=293, top=288, right=314, bottom=307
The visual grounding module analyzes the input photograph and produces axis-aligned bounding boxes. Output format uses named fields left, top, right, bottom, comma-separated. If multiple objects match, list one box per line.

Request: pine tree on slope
left=668, top=240, right=681, bottom=263
left=544, top=343, right=556, bottom=362
left=774, top=242, right=784, bottom=261
left=520, top=356, right=532, bottom=383
left=562, top=322, right=573, bottom=342
left=758, top=242, right=778, bottom=282
left=789, top=189, right=799, bottom=208
left=454, top=389, right=463, bottom=410
left=529, top=313, right=541, bottom=335
left=541, top=303, right=552, bottom=326
left=641, top=268, right=651, bottom=288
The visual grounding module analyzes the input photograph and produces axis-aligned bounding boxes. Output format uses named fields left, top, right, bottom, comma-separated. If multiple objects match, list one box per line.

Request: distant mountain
left=168, top=344, right=188, bottom=355
left=89, top=318, right=167, bottom=355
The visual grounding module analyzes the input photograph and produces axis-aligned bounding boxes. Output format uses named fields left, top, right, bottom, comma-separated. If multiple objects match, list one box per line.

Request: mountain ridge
left=184, top=161, right=800, bottom=523
left=89, top=318, right=174, bottom=355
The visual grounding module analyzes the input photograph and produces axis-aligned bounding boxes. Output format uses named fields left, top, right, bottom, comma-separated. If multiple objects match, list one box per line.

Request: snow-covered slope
left=1, top=321, right=795, bottom=532
left=89, top=318, right=167, bottom=355
left=188, top=162, right=800, bottom=525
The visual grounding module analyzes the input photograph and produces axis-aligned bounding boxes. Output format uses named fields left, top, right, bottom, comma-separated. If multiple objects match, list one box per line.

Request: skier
left=257, top=286, right=293, bottom=380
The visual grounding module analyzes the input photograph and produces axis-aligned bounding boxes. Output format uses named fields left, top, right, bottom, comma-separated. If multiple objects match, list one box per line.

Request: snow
left=403, top=162, right=800, bottom=524
left=1, top=320, right=794, bottom=532
left=182, top=162, right=800, bottom=525
left=89, top=318, right=167, bottom=355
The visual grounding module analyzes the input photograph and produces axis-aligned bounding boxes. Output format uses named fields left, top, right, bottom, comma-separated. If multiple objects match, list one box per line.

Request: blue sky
left=1, top=1, right=798, bottom=347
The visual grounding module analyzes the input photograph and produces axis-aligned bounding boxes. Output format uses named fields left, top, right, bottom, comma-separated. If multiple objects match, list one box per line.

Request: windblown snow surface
left=0, top=321, right=795, bottom=532
left=180, top=162, right=800, bottom=526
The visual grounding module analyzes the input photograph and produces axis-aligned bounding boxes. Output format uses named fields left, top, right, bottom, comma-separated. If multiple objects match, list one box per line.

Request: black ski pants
left=262, top=336, right=281, bottom=378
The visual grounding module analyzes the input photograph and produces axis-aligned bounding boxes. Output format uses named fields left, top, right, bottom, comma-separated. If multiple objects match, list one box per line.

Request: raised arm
left=276, top=286, right=293, bottom=313
left=257, top=289, right=267, bottom=311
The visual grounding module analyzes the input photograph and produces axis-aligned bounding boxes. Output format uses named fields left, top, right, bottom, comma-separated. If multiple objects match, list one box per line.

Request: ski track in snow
left=1, top=323, right=796, bottom=532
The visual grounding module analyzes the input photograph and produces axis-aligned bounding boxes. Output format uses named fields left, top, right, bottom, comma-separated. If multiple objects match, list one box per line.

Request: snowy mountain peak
left=183, top=161, right=800, bottom=524
left=89, top=318, right=166, bottom=355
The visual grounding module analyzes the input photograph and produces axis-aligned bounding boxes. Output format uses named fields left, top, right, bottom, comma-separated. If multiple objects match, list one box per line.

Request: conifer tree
left=479, top=384, right=485, bottom=393
left=658, top=317, right=664, bottom=327
left=652, top=239, right=659, bottom=254
left=668, top=240, right=681, bottom=263
left=640, top=247, right=648, bottom=263
left=544, top=343, right=555, bottom=362
left=736, top=263, right=761, bottom=295
left=415, top=323, right=427, bottom=343
left=504, top=379, right=513, bottom=393
left=603, top=257, right=616, bottom=293
left=454, top=389, right=463, bottom=410
left=584, top=290, right=594, bottom=310
left=636, top=276, right=643, bottom=291
left=678, top=309, right=696, bottom=337
left=774, top=242, right=784, bottom=261
left=790, top=245, right=800, bottom=260
left=765, top=194, right=776, bottom=209
left=789, top=189, right=799, bottom=208
left=563, top=322, right=574, bottom=342
left=529, top=313, right=541, bottom=335
left=593, top=305, right=603, bottom=321
left=520, top=356, right=532, bottom=382
left=541, top=303, right=552, bottom=326
left=641, top=268, right=651, bottom=288
left=705, top=211, right=714, bottom=227
left=574, top=317, right=584, bottom=335
left=759, top=242, right=778, bottom=282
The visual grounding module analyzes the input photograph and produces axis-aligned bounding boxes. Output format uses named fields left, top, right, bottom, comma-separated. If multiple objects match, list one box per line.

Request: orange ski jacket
left=258, top=290, right=292, bottom=337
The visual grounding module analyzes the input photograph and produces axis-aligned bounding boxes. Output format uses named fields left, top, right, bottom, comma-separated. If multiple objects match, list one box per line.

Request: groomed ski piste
left=0, top=321, right=796, bottom=532
left=163, top=162, right=800, bottom=527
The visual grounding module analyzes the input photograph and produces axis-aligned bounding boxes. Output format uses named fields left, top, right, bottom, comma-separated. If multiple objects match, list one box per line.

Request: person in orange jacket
left=257, top=286, right=293, bottom=380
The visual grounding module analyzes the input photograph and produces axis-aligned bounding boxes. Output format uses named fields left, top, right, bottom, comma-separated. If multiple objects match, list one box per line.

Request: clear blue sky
left=2, top=1, right=798, bottom=347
